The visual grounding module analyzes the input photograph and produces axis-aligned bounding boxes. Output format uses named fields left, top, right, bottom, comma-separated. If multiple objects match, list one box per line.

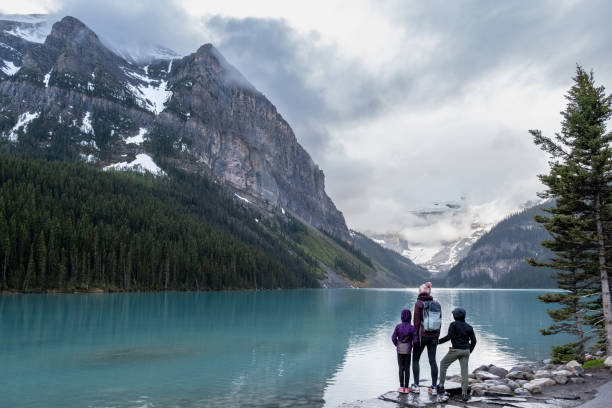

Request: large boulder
left=554, top=375, right=568, bottom=385
left=604, top=356, right=612, bottom=367
left=534, top=370, right=553, bottom=379
left=488, top=365, right=509, bottom=378
left=473, top=364, right=489, bottom=373
left=523, top=382, right=541, bottom=394
left=565, top=360, right=581, bottom=369
left=552, top=369, right=572, bottom=377
left=529, top=378, right=556, bottom=388
left=471, top=383, right=487, bottom=396
left=506, top=380, right=520, bottom=390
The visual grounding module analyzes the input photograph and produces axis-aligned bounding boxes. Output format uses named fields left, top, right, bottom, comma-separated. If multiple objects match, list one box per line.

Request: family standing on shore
left=391, top=282, right=477, bottom=402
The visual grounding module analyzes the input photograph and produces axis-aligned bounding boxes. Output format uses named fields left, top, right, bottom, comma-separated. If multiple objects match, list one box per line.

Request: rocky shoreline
left=342, top=358, right=612, bottom=407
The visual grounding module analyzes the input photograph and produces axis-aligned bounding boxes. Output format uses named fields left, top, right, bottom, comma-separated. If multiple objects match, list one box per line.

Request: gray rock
left=517, top=380, right=529, bottom=386
left=488, top=365, right=509, bottom=378
left=506, top=380, right=519, bottom=390
left=543, top=359, right=552, bottom=364
left=605, top=356, right=612, bottom=367
left=523, top=382, right=542, bottom=394
left=551, top=369, right=572, bottom=377
left=528, top=378, right=556, bottom=388
left=474, top=364, right=489, bottom=373
left=553, top=375, right=568, bottom=384
left=484, top=379, right=506, bottom=386
left=534, top=369, right=553, bottom=379
left=507, top=371, right=531, bottom=380
left=569, top=377, right=585, bottom=384
left=471, top=386, right=486, bottom=397
left=514, top=387, right=531, bottom=396
left=475, top=371, right=501, bottom=380
left=509, top=364, right=533, bottom=373
left=487, top=384, right=512, bottom=394
left=571, top=366, right=584, bottom=376
left=565, top=360, right=581, bottom=369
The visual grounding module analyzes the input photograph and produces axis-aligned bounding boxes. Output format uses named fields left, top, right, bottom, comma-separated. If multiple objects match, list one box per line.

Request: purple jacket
left=391, top=309, right=417, bottom=353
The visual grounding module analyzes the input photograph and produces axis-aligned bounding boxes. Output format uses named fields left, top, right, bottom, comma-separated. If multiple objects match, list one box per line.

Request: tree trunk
left=595, top=193, right=612, bottom=355
left=575, top=300, right=585, bottom=360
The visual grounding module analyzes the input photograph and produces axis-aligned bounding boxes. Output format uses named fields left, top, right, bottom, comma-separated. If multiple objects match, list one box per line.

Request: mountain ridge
left=0, top=15, right=349, bottom=239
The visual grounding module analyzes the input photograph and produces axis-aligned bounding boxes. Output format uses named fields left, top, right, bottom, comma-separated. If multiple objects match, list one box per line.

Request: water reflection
left=0, top=289, right=568, bottom=408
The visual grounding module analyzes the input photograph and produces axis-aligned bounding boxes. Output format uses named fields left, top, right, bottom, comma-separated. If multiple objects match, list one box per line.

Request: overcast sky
left=4, top=0, right=612, bottom=241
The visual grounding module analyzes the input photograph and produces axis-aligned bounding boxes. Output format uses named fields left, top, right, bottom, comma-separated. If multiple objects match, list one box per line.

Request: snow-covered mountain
left=367, top=223, right=490, bottom=273
left=364, top=198, right=541, bottom=273
left=0, top=14, right=350, bottom=238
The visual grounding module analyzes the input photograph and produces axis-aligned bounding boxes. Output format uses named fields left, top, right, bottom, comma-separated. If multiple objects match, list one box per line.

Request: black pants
left=412, top=337, right=438, bottom=386
left=397, top=353, right=411, bottom=387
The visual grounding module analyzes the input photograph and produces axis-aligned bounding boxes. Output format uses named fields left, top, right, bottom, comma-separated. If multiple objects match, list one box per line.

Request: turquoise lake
left=0, top=289, right=570, bottom=407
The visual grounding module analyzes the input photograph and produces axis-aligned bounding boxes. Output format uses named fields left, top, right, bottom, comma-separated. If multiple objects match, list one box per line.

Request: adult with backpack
left=411, top=282, right=442, bottom=395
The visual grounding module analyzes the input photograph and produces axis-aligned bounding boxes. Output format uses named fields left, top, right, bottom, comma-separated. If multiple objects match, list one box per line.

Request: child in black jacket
left=437, top=307, right=477, bottom=401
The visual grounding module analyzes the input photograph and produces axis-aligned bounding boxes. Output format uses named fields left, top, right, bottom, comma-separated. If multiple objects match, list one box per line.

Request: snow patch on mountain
left=104, top=153, right=165, bottom=176
left=43, top=69, right=52, bottom=87
left=234, top=193, right=251, bottom=204
left=124, top=128, right=147, bottom=145
left=123, top=67, right=172, bottom=115
left=3, top=23, right=50, bottom=43
left=4, top=111, right=39, bottom=142
left=1, top=60, right=19, bottom=76
left=79, top=112, right=94, bottom=134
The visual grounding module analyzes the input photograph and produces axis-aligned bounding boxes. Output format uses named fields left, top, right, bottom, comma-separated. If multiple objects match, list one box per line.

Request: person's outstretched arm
left=438, top=322, right=454, bottom=344
left=469, top=327, right=477, bottom=353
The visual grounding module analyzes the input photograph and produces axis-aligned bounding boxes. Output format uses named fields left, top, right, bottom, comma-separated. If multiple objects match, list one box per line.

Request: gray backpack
left=422, top=300, right=442, bottom=332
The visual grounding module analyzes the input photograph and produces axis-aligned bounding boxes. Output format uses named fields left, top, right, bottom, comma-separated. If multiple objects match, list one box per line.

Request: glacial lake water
left=0, top=289, right=569, bottom=408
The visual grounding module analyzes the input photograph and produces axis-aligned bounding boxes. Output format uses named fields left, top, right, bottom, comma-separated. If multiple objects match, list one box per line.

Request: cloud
left=8, top=0, right=612, bottom=244
left=45, top=0, right=204, bottom=56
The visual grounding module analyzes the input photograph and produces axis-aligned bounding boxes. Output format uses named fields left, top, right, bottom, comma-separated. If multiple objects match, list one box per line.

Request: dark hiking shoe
left=437, top=385, right=445, bottom=395
left=461, top=394, right=470, bottom=402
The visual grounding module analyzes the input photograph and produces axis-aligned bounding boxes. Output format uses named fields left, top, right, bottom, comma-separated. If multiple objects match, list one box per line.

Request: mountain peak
left=48, top=16, right=97, bottom=44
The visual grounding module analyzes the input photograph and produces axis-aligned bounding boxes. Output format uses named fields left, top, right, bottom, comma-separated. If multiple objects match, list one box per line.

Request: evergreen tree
left=530, top=66, right=612, bottom=355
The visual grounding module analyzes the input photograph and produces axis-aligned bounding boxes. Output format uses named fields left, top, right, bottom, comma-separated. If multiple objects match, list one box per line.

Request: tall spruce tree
left=530, top=66, right=612, bottom=355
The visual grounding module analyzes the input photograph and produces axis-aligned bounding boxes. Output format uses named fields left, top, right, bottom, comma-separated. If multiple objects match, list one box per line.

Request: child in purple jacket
left=391, top=309, right=418, bottom=393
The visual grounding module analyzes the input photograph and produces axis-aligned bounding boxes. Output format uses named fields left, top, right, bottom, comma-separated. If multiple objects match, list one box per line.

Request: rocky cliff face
left=0, top=16, right=349, bottom=238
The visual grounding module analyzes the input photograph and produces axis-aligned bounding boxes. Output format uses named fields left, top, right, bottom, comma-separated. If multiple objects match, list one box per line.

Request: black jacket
left=439, top=320, right=477, bottom=352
